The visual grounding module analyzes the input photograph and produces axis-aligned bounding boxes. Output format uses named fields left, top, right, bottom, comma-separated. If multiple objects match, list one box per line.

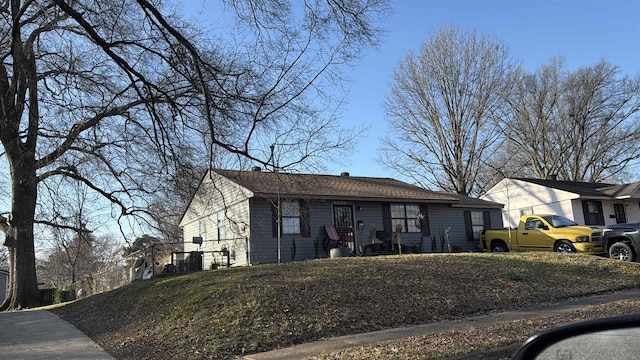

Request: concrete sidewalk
left=244, top=288, right=640, bottom=360
left=0, top=310, right=114, bottom=360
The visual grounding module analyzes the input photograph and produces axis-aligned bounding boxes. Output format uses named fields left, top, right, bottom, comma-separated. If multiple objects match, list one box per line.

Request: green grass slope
left=52, top=253, right=640, bottom=359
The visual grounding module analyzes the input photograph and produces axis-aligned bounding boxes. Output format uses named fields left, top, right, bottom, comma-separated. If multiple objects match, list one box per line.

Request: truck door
left=519, top=217, right=554, bottom=251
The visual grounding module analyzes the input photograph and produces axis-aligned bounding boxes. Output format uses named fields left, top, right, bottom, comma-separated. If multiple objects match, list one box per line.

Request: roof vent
left=340, top=172, right=350, bottom=177
left=251, top=166, right=262, bottom=172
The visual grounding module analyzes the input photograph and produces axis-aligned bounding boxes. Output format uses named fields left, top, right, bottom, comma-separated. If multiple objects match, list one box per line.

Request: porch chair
left=375, top=230, right=393, bottom=253
left=323, top=225, right=343, bottom=255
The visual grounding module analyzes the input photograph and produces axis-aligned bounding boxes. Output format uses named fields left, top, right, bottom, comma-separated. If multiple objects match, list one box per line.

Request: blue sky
left=335, top=0, right=640, bottom=180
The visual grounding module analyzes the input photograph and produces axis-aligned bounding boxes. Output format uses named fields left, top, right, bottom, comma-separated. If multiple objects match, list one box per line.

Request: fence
left=38, top=288, right=75, bottom=306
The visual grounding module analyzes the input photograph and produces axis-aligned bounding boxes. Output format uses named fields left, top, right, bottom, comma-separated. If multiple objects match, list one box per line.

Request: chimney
left=340, top=172, right=350, bottom=177
left=545, top=174, right=557, bottom=181
left=251, top=166, right=262, bottom=172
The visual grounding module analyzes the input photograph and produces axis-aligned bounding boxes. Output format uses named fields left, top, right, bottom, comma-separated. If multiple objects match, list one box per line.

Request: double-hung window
left=464, top=210, right=490, bottom=242
left=391, top=204, right=421, bottom=232
left=470, top=211, right=485, bottom=241
left=217, top=210, right=225, bottom=242
left=281, top=200, right=301, bottom=235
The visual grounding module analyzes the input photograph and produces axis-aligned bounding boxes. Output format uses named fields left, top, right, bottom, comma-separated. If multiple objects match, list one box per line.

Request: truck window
left=542, top=215, right=578, bottom=228
left=524, top=218, right=541, bottom=230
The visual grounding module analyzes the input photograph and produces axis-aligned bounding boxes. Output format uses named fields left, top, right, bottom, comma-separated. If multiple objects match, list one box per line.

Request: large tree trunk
left=1, top=159, right=39, bottom=310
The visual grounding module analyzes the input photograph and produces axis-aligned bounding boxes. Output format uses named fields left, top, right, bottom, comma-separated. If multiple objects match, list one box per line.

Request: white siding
left=482, top=179, right=640, bottom=227
left=624, top=201, right=640, bottom=224
left=180, top=171, right=252, bottom=268
left=596, top=199, right=640, bottom=226
left=481, top=179, right=579, bottom=227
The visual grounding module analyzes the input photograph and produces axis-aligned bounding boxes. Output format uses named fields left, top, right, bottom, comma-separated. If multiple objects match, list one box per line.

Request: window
left=524, top=218, right=543, bottom=231
left=465, top=210, right=490, bottom=242
left=542, top=215, right=577, bottom=228
left=391, top=204, right=420, bottom=233
left=272, top=200, right=310, bottom=238
left=470, top=211, right=485, bottom=240
left=282, top=200, right=301, bottom=234
left=217, top=210, right=225, bottom=242
left=520, top=207, right=533, bottom=216
left=199, top=219, right=207, bottom=235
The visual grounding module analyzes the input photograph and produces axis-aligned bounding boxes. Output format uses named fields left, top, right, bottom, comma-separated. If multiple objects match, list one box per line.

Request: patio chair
left=376, top=230, right=393, bottom=253
left=323, top=225, right=343, bottom=255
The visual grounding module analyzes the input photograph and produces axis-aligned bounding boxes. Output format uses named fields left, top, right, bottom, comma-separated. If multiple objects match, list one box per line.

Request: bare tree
left=499, top=59, right=640, bottom=182
left=381, top=26, right=514, bottom=196
left=38, top=232, right=124, bottom=297
left=561, top=61, right=640, bottom=181
left=36, top=180, right=102, bottom=296
left=0, top=247, right=7, bottom=270
left=0, top=0, right=389, bottom=310
left=495, top=58, right=567, bottom=180
left=89, top=234, right=127, bottom=294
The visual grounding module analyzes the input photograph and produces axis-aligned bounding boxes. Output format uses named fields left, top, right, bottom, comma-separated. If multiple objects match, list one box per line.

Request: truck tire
left=609, top=242, right=636, bottom=262
left=491, top=241, right=508, bottom=252
left=554, top=240, right=576, bottom=253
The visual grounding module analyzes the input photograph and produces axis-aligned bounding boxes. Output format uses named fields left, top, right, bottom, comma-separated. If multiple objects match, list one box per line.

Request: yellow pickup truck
left=479, top=214, right=604, bottom=254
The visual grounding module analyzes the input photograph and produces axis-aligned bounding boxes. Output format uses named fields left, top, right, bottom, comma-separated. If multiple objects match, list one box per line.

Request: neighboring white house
left=481, top=177, right=640, bottom=228
left=0, top=269, right=8, bottom=304
left=178, top=168, right=504, bottom=269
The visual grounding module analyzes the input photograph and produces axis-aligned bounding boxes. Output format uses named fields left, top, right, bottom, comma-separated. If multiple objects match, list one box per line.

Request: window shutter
left=419, top=204, right=430, bottom=236
left=463, top=210, right=474, bottom=242
left=483, top=211, right=491, bottom=230
left=301, top=200, right=311, bottom=238
left=382, top=203, right=392, bottom=233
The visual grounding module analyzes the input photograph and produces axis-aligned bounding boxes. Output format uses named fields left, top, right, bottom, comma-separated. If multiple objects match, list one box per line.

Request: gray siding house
left=178, top=169, right=503, bottom=267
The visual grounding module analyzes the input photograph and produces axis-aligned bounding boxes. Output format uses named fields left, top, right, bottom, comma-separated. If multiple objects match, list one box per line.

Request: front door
left=333, top=204, right=354, bottom=251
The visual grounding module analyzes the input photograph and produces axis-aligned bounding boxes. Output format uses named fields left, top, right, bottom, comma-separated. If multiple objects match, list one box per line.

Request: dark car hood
left=606, top=222, right=640, bottom=230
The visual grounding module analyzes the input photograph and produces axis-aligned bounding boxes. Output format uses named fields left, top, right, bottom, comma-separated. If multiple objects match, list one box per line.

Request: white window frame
left=217, top=210, right=226, bottom=242
left=199, top=219, right=207, bottom=235
left=520, top=207, right=533, bottom=216
left=470, top=211, right=485, bottom=241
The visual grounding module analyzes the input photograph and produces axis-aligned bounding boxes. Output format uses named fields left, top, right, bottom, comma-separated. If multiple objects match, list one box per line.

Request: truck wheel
left=609, top=242, right=636, bottom=262
left=554, top=240, right=576, bottom=253
left=491, top=241, right=508, bottom=252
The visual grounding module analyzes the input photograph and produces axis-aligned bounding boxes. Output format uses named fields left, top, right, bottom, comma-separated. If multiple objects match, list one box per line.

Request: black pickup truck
left=602, top=222, right=640, bottom=262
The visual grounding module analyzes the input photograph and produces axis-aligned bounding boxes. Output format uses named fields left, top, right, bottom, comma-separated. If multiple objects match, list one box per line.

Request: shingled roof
left=214, top=169, right=462, bottom=203
left=514, top=178, right=640, bottom=199
left=513, top=178, right=615, bottom=197
left=597, top=181, right=640, bottom=198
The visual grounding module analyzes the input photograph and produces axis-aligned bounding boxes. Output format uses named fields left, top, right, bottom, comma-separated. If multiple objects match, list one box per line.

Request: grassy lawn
left=51, top=252, right=640, bottom=359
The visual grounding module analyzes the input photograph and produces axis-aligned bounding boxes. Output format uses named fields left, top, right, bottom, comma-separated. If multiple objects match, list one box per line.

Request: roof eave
left=252, top=192, right=458, bottom=203
left=450, top=203, right=504, bottom=209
